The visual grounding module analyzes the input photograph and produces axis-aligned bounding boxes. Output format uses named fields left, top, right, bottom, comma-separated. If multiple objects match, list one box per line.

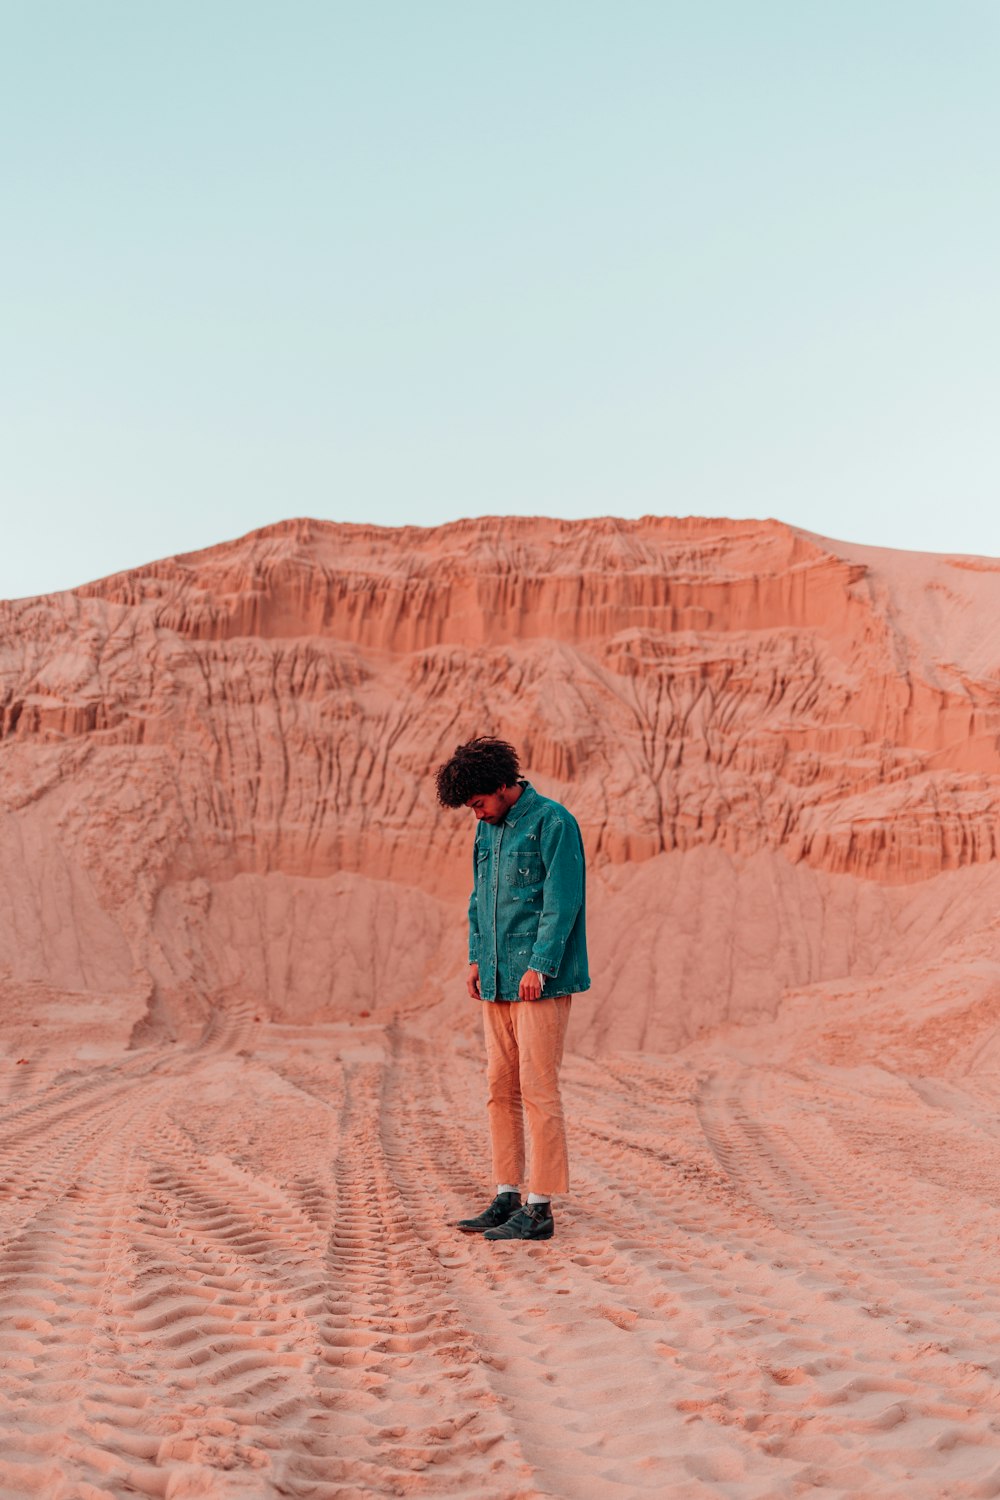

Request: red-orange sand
left=3, top=515, right=1000, bottom=1498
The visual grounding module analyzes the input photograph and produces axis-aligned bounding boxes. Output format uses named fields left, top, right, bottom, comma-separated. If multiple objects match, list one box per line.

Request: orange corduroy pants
left=481, top=995, right=572, bottom=1196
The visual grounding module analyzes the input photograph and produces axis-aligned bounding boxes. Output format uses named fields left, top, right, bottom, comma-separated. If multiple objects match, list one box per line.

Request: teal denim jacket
left=468, top=779, right=590, bottom=1002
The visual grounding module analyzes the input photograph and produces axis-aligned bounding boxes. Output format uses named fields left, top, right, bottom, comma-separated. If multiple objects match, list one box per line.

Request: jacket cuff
left=529, top=956, right=558, bottom=978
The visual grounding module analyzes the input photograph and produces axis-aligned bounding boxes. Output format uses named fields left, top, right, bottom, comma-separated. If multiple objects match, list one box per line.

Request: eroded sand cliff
left=3, top=513, right=1000, bottom=1051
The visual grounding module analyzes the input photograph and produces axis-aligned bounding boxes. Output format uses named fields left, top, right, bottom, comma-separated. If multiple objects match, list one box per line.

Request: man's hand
left=518, top=969, right=543, bottom=1001
left=467, top=962, right=482, bottom=1000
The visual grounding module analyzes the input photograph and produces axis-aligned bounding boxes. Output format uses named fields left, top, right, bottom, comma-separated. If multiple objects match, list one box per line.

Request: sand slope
left=3, top=513, right=1000, bottom=1049
left=5, top=514, right=1000, bottom=1495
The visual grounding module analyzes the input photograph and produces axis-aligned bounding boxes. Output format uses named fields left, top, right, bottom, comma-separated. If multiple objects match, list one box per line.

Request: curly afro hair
left=435, top=736, right=522, bottom=808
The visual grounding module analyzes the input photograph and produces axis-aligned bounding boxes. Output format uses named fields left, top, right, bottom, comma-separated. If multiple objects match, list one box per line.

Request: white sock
left=527, top=1193, right=551, bottom=1206
left=497, top=1183, right=520, bottom=1196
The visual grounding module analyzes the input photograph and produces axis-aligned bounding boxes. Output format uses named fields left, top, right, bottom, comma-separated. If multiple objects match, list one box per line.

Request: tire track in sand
left=382, top=1026, right=746, bottom=1497
left=9, top=1011, right=1000, bottom=1498
left=275, top=1046, right=534, bottom=1499
left=0, top=1071, right=176, bottom=1499
left=0, top=1013, right=537, bottom=1500
left=386, top=1025, right=1000, bottom=1499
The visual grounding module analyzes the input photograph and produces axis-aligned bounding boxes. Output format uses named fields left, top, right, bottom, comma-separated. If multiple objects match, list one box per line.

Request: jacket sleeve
left=528, top=814, right=584, bottom=977
left=468, top=838, right=481, bottom=964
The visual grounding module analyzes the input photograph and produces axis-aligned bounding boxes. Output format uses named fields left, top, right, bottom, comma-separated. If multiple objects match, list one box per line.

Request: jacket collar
left=503, top=778, right=538, bottom=825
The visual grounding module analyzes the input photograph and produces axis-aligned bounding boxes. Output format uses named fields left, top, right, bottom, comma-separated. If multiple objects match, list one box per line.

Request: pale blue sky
left=2, top=1, right=998, bottom=600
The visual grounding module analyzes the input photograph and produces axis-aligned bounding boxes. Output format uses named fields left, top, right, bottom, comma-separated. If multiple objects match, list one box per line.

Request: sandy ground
left=7, top=517, right=1000, bottom=1498
left=5, top=990, right=1000, bottom=1500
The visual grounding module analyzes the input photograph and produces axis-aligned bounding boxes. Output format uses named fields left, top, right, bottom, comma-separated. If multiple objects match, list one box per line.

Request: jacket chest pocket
left=511, top=851, right=542, bottom=887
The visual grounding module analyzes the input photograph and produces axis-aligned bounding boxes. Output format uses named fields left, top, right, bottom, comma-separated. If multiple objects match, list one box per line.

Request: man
left=435, top=736, right=589, bottom=1241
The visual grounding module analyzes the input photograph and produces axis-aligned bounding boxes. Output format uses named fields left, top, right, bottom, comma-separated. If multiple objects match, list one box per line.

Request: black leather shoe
left=455, top=1191, right=522, bottom=1233
left=483, top=1202, right=554, bottom=1241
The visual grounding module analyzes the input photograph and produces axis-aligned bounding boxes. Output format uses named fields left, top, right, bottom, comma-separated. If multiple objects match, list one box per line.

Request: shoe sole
left=484, top=1227, right=554, bottom=1241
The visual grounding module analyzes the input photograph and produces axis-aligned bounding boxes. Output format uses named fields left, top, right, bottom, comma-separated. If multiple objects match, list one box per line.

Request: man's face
left=465, top=787, right=509, bottom=824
